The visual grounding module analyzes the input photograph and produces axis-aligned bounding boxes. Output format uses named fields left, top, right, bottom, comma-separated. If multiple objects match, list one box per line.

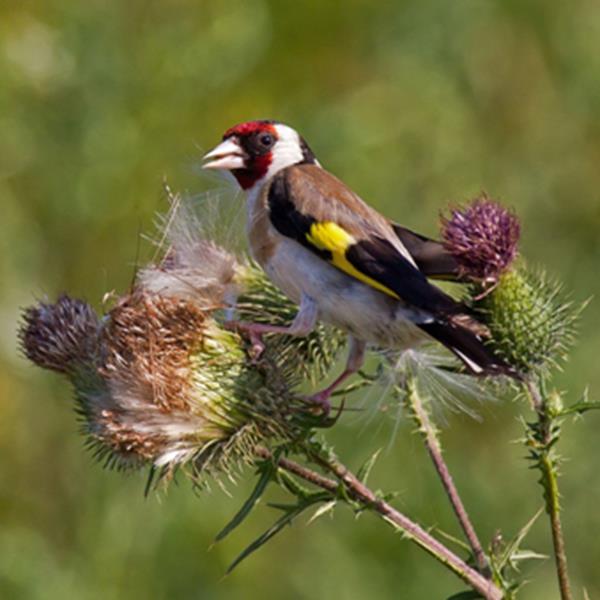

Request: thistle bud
left=470, top=267, right=580, bottom=377
left=441, top=196, right=520, bottom=285
left=19, top=295, right=100, bottom=374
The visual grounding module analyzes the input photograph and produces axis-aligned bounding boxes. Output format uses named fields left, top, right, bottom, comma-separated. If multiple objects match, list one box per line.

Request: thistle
left=441, top=195, right=520, bottom=286
left=19, top=295, right=100, bottom=374
left=470, top=267, right=581, bottom=378
left=440, top=195, right=581, bottom=377
left=19, top=280, right=302, bottom=480
left=18, top=195, right=344, bottom=483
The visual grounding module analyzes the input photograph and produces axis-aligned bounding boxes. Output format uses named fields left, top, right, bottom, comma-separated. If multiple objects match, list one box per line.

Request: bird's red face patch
left=223, top=120, right=277, bottom=140
left=222, top=121, right=278, bottom=189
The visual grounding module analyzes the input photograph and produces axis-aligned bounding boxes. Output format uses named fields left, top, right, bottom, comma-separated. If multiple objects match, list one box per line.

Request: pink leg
left=305, top=337, right=366, bottom=414
left=225, top=321, right=303, bottom=358
left=225, top=294, right=318, bottom=359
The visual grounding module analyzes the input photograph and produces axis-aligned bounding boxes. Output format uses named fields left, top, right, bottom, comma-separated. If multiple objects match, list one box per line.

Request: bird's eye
left=259, top=133, right=274, bottom=147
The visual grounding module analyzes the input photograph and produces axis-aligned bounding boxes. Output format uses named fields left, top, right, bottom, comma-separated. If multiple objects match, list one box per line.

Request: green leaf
left=509, top=550, right=547, bottom=563
left=356, top=448, right=382, bottom=484
left=435, top=528, right=472, bottom=554
left=226, top=492, right=329, bottom=575
left=268, top=492, right=331, bottom=513
left=496, top=507, right=544, bottom=571
left=267, top=502, right=302, bottom=512
left=226, top=506, right=305, bottom=575
left=307, top=500, right=337, bottom=524
left=277, top=470, right=312, bottom=499
left=214, top=462, right=274, bottom=543
left=560, top=388, right=600, bottom=416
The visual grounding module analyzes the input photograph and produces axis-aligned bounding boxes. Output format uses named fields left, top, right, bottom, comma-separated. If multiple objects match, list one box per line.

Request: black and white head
left=202, top=120, right=317, bottom=190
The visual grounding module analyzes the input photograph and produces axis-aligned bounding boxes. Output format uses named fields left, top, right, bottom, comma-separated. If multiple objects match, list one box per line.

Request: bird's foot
left=302, top=389, right=333, bottom=416
left=300, top=392, right=348, bottom=428
left=224, top=321, right=266, bottom=362
left=303, top=384, right=350, bottom=421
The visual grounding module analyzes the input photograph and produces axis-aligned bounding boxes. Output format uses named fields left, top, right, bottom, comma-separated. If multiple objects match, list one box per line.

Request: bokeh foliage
left=2, top=1, right=599, bottom=598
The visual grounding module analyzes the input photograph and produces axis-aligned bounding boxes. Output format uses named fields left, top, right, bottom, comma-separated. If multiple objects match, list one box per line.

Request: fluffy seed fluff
left=19, top=193, right=345, bottom=483
left=380, top=347, right=498, bottom=423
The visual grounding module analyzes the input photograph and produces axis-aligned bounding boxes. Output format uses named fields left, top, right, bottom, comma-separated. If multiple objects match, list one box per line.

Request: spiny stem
left=256, top=447, right=503, bottom=600
left=542, top=453, right=571, bottom=600
left=525, top=378, right=544, bottom=414
left=525, top=379, right=572, bottom=600
left=406, top=379, right=491, bottom=577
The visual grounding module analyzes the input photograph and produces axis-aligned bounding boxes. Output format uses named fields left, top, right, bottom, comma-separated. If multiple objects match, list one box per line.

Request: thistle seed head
left=100, top=292, right=206, bottom=412
left=20, top=288, right=305, bottom=476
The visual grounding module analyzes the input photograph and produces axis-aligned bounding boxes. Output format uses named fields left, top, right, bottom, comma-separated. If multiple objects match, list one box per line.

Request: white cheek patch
left=264, top=124, right=304, bottom=180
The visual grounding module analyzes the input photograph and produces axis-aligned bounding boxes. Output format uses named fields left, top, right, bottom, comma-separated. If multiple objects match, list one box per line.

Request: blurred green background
left=2, top=1, right=599, bottom=598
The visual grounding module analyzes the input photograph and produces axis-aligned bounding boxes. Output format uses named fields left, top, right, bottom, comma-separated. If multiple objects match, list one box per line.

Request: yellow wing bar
left=306, top=222, right=400, bottom=300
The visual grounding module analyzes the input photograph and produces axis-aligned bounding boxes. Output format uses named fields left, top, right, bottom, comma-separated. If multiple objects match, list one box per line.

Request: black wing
left=391, top=224, right=460, bottom=281
left=267, top=167, right=462, bottom=316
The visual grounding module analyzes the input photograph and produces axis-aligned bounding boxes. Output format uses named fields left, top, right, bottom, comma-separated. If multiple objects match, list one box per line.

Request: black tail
left=418, top=320, right=518, bottom=378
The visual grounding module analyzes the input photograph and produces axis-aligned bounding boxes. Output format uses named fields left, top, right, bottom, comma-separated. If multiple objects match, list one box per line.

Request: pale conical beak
left=202, top=138, right=246, bottom=170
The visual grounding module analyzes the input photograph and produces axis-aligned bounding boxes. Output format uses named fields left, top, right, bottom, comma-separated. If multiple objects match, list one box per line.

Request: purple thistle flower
left=441, top=196, right=520, bottom=283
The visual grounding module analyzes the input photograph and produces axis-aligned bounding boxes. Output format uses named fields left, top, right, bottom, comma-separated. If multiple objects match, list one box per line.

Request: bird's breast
left=246, top=184, right=279, bottom=266
left=264, top=237, right=427, bottom=349
left=243, top=181, right=427, bottom=349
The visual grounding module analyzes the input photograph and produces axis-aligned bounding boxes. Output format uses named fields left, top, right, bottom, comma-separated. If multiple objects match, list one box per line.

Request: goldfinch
left=203, top=120, right=510, bottom=411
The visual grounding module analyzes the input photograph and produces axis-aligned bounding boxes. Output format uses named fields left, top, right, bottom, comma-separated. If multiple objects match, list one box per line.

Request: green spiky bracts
left=471, top=268, right=580, bottom=377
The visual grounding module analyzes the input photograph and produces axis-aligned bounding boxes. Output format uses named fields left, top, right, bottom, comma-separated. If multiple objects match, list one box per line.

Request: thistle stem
left=525, top=379, right=572, bottom=600
left=543, top=454, right=571, bottom=600
left=406, top=379, right=491, bottom=577
left=256, top=447, right=503, bottom=600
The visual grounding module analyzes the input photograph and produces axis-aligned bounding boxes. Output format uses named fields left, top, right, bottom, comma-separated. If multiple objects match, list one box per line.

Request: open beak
left=202, top=138, right=246, bottom=170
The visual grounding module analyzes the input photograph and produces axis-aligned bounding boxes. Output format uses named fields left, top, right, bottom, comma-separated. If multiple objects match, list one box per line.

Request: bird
left=202, top=119, right=511, bottom=412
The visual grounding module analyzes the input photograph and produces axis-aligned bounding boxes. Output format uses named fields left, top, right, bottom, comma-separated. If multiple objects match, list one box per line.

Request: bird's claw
left=224, top=321, right=266, bottom=363
left=302, top=391, right=332, bottom=416
left=300, top=394, right=347, bottom=428
left=247, top=331, right=266, bottom=363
